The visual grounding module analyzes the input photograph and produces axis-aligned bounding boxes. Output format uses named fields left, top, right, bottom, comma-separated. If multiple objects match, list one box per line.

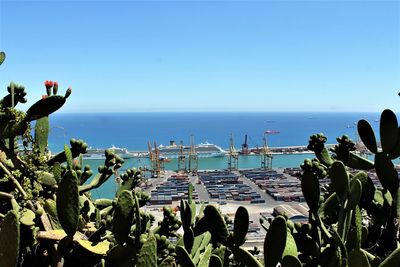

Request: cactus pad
left=176, top=245, right=195, bottom=267
left=137, top=231, right=157, bottom=267
left=375, top=152, right=399, bottom=196
left=301, top=171, right=320, bottom=212
left=233, top=206, right=249, bottom=246
left=0, top=51, right=5, bottom=65
left=232, top=246, right=263, bottom=267
left=57, top=170, right=79, bottom=236
left=330, top=161, right=349, bottom=201
left=203, top=205, right=229, bottom=244
left=0, top=210, right=20, bottom=267
left=357, top=119, right=378, bottom=153
left=380, top=109, right=399, bottom=154
left=77, top=240, right=111, bottom=255
left=208, top=255, right=223, bottom=267
left=20, top=209, right=36, bottom=226
left=264, top=215, right=287, bottom=267
left=112, top=190, right=134, bottom=245
left=26, top=95, right=67, bottom=121
left=34, top=116, right=49, bottom=154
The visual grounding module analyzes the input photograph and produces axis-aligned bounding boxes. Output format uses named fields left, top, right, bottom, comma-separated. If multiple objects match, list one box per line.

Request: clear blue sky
left=0, top=0, right=399, bottom=112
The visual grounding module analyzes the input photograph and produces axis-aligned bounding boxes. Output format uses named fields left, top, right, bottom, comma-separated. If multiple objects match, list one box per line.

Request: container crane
left=227, top=133, right=239, bottom=170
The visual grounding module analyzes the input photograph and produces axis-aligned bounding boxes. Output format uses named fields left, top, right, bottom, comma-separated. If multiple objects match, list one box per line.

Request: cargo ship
left=157, top=141, right=226, bottom=158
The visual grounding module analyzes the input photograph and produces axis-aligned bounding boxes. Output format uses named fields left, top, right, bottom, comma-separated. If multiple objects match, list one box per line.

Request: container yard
left=150, top=173, right=198, bottom=205
left=240, top=168, right=306, bottom=202
left=198, top=171, right=265, bottom=204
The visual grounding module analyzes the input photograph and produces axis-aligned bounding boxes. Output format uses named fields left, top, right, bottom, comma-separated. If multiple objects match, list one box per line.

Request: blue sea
left=47, top=112, right=381, bottom=151
left=43, top=112, right=383, bottom=198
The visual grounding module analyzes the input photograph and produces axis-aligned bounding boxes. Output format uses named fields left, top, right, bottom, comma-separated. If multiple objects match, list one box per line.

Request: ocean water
left=41, top=112, right=384, bottom=199
left=46, top=112, right=381, bottom=152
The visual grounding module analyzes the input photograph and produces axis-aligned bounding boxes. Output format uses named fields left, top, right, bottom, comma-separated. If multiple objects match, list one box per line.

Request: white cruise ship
left=157, top=141, right=226, bottom=158
left=83, top=145, right=135, bottom=160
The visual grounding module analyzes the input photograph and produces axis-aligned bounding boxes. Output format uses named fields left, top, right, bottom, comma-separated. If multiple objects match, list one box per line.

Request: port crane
left=227, top=133, right=239, bottom=170
left=147, top=141, right=164, bottom=178
left=261, top=130, right=277, bottom=169
left=177, top=140, right=186, bottom=172
left=188, top=135, right=198, bottom=173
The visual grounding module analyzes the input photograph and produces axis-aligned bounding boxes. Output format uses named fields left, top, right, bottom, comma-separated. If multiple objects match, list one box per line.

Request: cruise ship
left=157, top=141, right=226, bottom=158
left=83, top=145, right=135, bottom=160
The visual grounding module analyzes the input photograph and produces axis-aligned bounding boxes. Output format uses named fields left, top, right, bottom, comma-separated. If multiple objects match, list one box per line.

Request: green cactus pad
left=20, top=209, right=35, bottom=226
left=198, top=243, right=213, bottom=267
left=106, top=244, right=137, bottom=267
left=0, top=121, right=28, bottom=139
left=281, top=255, right=302, bottom=267
left=193, top=216, right=208, bottom=236
left=330, top=161, right=349, bottom=201
left=0, top=210, right=20, bottom=267
left=137, top=231, right=157, bottom=267
left=0, top=51, right=5, bottom=65
left=378, top=247, right=400, bottom=267
left=380, top=109, right=399, bottom=154
left=357, top=119, right=378, bottom=153
left=198, top=231, right=211, bottom=251
left=203, top=205, right=229, bottom=244
left=375, top=153, right=399, bottom=196
left=77, top=240, right=111, bottom=255
left=94, top=198, right=113, bottom=208
left=355, top=206, right=362, bottom=250
left=51, top=162, right=62, bottom=184
left=26, top=95, right=67, bottom=121
left=176, top=245, right=195, bottom=267
left=37, top=171, right=57, bottom=187
left=348, top=152, right=375, bottom=170
left=112, top=190, right=134, bottom=245
left=231, top=246, right=263, bottom=267
left=64, top=144, right=73, bottom=170
left=348, top=249, right=371, bottom=267
left=57, top=170, right=79, bottom=236
left=233, top=206, right=249, bottom=246
left=318, top=147, right=334, bottom=166
left=208, top=255, right=223, bottom=267
left=319, top=192, right=340, bottom=219
left=301, top=171, right=320, bottom=212
left=188, top=183, right=193, bottom=204
left=34, top=116, right=49, bottom=154
left=264, top=215, right=287, bottom=267
left=346, top=179, right=362, bottom=210
left=44, top=199, right=62, bottom=229
left=282, top=228, right=298, bottom=258
left=190, top=234, right=204, bottom=256
left=184, top=228, right=194, bottom=253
